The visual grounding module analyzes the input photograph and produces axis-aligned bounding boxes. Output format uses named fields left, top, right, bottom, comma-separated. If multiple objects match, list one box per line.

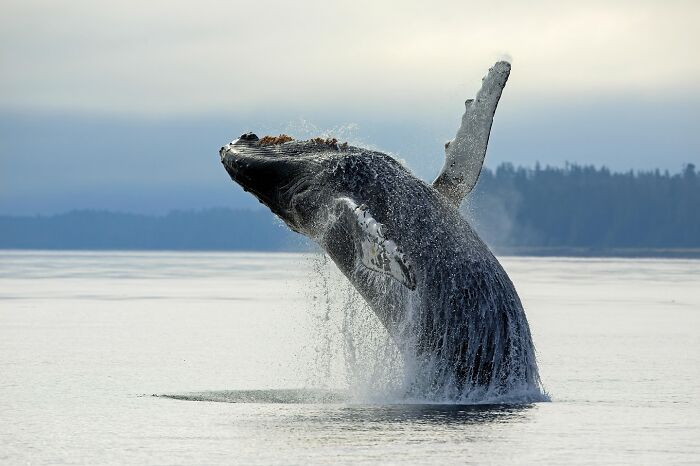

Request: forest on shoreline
left=2, top=163, right=698, bottom=257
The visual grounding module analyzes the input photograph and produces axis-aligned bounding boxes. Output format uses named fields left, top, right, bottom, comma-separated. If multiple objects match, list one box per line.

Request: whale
left=219, top=62, right=544, bottom=400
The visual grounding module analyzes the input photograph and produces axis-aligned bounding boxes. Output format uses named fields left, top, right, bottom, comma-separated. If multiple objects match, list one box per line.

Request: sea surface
left=1, top=251, right=699, bottom=464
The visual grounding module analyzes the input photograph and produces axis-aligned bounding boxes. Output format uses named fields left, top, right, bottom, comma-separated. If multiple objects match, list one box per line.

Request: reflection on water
left=312, top=404, right=531, bottom=426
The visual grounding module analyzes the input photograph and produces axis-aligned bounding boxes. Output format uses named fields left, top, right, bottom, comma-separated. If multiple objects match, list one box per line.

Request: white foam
left=304, top=253, right=548, bottom=405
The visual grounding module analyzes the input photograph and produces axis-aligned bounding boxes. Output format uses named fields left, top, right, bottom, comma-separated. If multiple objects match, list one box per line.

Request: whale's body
left=219, top=62, right=544, bottom=400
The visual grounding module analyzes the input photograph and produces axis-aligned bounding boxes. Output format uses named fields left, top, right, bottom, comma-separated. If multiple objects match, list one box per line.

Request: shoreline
left=492, top=246, right=700, bottom=259
left=2, top=247, right=700, bottom=259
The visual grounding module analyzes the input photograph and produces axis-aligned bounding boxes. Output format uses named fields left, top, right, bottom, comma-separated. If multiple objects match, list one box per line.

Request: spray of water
left=304, top=253, right=403, bottom=399
left=303, top=252, right=548, bottom=405
left=283, top=119, right=371, bottom=149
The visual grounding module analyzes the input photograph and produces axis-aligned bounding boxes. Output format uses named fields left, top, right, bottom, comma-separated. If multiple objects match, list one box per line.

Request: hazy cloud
left=1, top=0, right=698, bottom=115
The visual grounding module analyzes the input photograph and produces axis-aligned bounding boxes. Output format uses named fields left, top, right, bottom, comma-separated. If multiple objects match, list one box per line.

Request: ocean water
left=1, top=251, right=699, bottom=464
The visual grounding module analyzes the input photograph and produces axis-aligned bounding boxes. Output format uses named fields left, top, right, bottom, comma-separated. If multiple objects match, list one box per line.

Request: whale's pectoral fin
left=333, top=198, right=416, bottom=290
left=432, top=61, right=510, bottom=206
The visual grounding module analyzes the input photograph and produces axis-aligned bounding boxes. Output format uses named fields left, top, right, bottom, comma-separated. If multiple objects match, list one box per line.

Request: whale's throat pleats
left=332, top=197, right=416, bottom=290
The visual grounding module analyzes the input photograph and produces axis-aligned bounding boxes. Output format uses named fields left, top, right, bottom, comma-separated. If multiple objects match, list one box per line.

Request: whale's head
left=220, top=133, right=353, bottom=234
left=220, top=132, right=419, bottom=237
left=220, top=133, right=304, bottom=228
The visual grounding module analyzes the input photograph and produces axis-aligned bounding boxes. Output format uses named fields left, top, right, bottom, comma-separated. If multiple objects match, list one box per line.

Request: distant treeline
left=468, top=163, right=700, bottom=251
left=1, top=163, right=698, bottom=255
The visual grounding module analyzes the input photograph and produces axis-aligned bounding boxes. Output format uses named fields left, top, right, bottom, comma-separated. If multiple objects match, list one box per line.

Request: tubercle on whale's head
left=219, top=132, right=348, bottom=234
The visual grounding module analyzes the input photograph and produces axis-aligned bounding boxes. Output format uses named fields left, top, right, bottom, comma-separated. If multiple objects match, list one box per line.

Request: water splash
left=303, top=254, right=401, bottom=397
left=283, top=119, right=372, bottom=149
left=304, top=252, right=548, bottom=405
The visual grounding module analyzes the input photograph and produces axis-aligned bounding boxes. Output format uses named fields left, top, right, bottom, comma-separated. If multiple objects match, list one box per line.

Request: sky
left=1, top=0, right=699, bottom=214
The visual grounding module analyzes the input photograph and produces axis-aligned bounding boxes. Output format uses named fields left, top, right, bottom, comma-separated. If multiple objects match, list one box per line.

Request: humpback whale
left=220, top=62, right=544, bottom=400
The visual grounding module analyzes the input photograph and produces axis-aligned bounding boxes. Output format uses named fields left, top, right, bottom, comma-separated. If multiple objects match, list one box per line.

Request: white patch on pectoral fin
left=336, top=198, right=416, bottom=290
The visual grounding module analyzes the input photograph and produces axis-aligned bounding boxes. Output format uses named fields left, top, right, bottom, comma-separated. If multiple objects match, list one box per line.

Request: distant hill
left=0, top=208, right=305, bottom=251
left=1, top=163, right=698, bottom=256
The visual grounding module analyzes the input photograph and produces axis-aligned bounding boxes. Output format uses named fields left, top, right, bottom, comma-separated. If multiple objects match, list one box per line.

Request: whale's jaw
left=219, top=133, right=303, bottom=219
left=219, top=133, right=336, bottom=234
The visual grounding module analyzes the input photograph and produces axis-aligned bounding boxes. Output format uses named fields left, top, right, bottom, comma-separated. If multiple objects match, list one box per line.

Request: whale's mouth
left=219, top=133, right=346, bottom=212
left=219, top=132, right=331, bottom=228
left=219, top=133, right=295, bottom=210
